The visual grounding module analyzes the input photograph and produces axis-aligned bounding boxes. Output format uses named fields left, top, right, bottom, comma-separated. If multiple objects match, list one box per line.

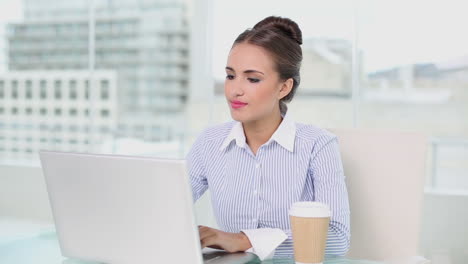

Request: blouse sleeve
left=307, top=133, right=350, bottom=255
left=186, top=131, right=209, bottom=202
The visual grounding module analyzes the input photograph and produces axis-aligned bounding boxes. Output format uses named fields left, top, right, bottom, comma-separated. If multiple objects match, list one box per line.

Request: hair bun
left=253, top=16, right=303, bottom=45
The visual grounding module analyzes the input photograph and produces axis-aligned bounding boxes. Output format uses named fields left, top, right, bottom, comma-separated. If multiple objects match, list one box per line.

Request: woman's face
left=225, top=43, right=289, bottom=124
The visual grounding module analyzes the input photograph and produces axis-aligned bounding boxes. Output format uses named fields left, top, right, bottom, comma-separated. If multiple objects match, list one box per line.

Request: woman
left=187, top=16, right=350, bottom=260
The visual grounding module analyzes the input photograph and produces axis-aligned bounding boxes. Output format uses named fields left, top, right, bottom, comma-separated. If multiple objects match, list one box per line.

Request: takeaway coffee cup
left=289, top=202, right=331, bottom=264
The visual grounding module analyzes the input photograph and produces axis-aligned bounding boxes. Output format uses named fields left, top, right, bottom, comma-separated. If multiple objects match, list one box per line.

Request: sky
left=1, top=0, right=467, bottom=77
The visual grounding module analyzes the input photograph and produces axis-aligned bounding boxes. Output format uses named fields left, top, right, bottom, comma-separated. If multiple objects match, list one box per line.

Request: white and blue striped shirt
left=186, top=114, right=350, bottom=259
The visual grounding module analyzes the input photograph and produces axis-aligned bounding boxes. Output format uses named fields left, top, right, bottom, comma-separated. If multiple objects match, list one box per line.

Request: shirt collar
left=219, top=112, right=296, bottom=152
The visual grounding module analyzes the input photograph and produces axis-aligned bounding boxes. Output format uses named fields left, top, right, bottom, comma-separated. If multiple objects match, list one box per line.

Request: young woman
left=187, top=16, right=350, bottom=260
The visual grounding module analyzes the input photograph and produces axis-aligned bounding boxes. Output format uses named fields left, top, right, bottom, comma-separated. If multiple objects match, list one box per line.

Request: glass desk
left=0, top=231, right=379, bottom=264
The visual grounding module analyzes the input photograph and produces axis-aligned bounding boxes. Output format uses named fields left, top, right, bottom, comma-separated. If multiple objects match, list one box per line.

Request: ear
left=278, top=78, right=294, bottom=100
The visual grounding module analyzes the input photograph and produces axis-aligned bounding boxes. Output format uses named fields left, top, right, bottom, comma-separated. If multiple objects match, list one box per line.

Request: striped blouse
left=186, top=114, right=350, bottom=259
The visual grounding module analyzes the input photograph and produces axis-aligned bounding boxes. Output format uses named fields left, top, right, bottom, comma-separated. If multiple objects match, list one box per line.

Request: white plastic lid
left=289, top=201, right=331, bottom=217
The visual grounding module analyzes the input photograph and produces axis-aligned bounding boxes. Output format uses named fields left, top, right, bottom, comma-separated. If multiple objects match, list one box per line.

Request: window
left=26, top=84, right=33, bottom=99
left=84, top=80, right=89, bottom=99
left=99, top=126, right=109, bottom=133
left=11, top=81, right=18, bottom=99
left=54, top=80, right=62, bottom=99
left=40, top=80, right=47, bottom=99
left=69, top=80, right=77, bottom=99
left=100, top=109, right=109, bottom=117
left=69, top=108, right=77, bottom=116
left=0, top=80, right=4, bottom=98
left=26, top=80, right=32, bottom=89
left=100, top=80, right=109, bottom=99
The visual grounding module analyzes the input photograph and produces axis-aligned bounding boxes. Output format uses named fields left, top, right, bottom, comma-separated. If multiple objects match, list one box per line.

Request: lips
left=230, top=100, right=248, bottom=109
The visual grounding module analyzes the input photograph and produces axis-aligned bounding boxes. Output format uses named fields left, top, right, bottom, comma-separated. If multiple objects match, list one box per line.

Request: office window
left=69, top=125, right=79, bottom=132
left=100, top=109, right=109, bottom=117
left=99, top=126, right=109, bottom=133
left=0, top=81, right=4, bottom=98
left=25, top=80, right=32, bottom=89
left=69, top=80, right=77, bottom=99
left=54, top=80, right=62, bottom=99
left=100, top=80, right=109, bottom=100
left=40, top=80, right=47, bottom=99
left=84, top=80, right=89, bottom=99
left=26, top=83, right=33, bottom=99
left=11, top=81, right=18, bottom=99
left=69, top=108, right=78, bottom=116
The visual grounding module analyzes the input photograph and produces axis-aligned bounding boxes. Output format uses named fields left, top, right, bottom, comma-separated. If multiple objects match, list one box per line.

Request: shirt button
left=253, top=190, right=258, bottom=195
left=255, top=163, right=260, bottom=169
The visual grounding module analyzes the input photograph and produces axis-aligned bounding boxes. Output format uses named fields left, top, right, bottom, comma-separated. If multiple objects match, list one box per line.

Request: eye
left=226, top=74, right=235, bottom=80
left=248, top=78, right=260, bottom=83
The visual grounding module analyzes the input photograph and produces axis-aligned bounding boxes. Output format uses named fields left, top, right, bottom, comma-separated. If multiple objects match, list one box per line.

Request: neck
left=243, top=108, right=283, bottom=154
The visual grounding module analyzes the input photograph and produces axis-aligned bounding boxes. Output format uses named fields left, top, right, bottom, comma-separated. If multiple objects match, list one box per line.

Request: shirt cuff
left=241, top=228, right=288, bottom=260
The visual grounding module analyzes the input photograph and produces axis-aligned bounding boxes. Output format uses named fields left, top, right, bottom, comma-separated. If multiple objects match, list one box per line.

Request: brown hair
left=233, top=16, right=303, bottom=115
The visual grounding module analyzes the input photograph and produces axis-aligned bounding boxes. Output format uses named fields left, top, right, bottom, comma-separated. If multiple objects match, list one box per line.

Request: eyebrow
left=225, top=67, right=264, bottom=75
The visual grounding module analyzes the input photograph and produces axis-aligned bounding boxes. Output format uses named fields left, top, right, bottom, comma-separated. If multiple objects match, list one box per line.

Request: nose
left=226, top=79, right=244, bottom=97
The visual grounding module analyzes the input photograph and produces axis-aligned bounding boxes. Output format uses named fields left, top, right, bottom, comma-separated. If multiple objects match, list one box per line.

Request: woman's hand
left=198, top=225, right=252, bottom=253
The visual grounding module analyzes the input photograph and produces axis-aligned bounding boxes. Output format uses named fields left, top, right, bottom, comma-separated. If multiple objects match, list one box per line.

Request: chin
left=230, top=113, right=243, bottom=122
left=230, top=111, right=247, bottom=122
left=230, top=111, right=260, bottom=124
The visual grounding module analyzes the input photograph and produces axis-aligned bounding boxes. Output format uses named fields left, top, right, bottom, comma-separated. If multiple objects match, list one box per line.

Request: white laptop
left=39, top=151, right=257, bottom=264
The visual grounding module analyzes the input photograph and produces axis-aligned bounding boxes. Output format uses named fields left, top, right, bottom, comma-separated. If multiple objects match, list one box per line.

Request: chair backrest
left=330, top=128, right=427, bottom=261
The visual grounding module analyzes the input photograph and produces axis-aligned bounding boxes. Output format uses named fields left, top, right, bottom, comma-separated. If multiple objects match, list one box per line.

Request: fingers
left=198, top=226, right=215, bottom=240
left=201, top=235, right=217, bottom=248
left=198, top=226, right=223, bottom=249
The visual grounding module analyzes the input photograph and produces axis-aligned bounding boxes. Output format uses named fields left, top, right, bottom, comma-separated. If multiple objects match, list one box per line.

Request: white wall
left=0, top=165, right=52, bottom=222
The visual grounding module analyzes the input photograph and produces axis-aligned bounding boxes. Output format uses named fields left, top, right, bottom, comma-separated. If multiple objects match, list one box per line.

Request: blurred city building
left=0, top=70, right=117, bottom=162
left=1, top=0, right=189, bottom=162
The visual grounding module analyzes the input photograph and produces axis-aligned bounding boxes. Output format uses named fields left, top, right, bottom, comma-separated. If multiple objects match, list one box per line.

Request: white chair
left=331, top=128, right=428, bottom=262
